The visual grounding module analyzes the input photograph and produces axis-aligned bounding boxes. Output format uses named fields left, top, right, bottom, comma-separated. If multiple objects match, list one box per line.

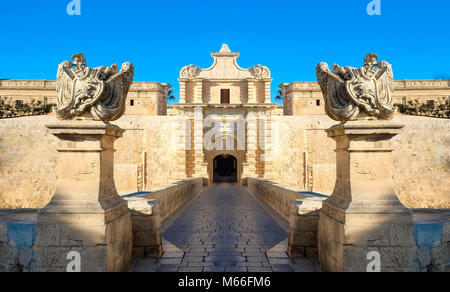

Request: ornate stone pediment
left=178, top=44, right=271, bottom=80
left=180, top=65, right=201, bottom=79
left=316, top=54, right=395, bottom=121
left=250, top=65, right=271, bottom=79
left=55, top=53, right=134, bottom=122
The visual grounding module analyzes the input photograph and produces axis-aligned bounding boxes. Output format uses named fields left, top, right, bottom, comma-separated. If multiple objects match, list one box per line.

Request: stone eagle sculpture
left=316, top=54, right=396, bottom=121
left=55, top=53, right=134, bottom=121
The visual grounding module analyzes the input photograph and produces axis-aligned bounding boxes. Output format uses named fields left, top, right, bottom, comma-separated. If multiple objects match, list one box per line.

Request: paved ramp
left=132, top=184, right=319, bottom=272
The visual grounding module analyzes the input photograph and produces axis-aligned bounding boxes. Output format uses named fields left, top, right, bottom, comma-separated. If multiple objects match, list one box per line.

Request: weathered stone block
left=131, top=216, right=160, bottom=231
left=443, top=221, right=449, bottom=243
left=134, top=230, right=160, bottom=246
left=290, top=215, right=319, bottom=231
left=84, top=246, right=108, bottom=272
left=289, top=230, right=316, bottom=246
left=18, top=247, right=33, bottom=268
left=0, top=220, right=7, bottom=243
left=342, top=246, right=369, bottom=272
left=33, top=224, right=61, bottom=247
left=378, top=246, right=418, bottom=272
left=390, top=224, right=415, bottom=246
left=30, top=246, right=84, bottom=272
left=0, top=243, right=18, bottom=267
left=305, top=247, right=318, bottom=258
left=431, top=245, right=444, bottom=267
left=60, top=224, right=107, bottom=246
left=344, top=224, right=390, bottom=246
left=418, top=247, right=432, bottom=268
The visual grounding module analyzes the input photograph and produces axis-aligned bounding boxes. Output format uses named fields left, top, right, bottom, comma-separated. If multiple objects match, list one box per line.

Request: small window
left=15, top=100, right=23, bottom=107
left=221, top=89, right=230, bottom=104
left=316, top=100, right=321, bottom=106
left=427, top=100, right=435, bottom=107
left=130, top=100, right=135, bottom=106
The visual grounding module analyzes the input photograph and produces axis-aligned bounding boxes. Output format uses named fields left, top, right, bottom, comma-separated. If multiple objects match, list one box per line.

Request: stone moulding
left=316, top=54, right=396, bottom=122
left=55, top=53, right=134, bottom=122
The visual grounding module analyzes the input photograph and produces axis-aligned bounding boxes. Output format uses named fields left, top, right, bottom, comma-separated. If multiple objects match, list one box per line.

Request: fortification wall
left=0, top=114, right=448, bottom=209
left=272, top=115, right=450, bottom=208
left=0, top=115, right=179, bottom=208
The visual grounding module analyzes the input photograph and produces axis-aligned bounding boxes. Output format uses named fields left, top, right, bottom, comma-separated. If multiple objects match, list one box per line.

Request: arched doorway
left=213, top=155, right=238, bottom=183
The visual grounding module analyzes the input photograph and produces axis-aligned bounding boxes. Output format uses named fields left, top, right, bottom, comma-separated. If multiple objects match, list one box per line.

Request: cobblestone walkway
left=132, top=184, right=319, bottom=272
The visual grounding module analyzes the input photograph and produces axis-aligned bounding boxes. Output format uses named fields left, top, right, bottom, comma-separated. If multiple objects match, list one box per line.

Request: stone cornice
left=280, top=80, right=450, bottom=93
left=0, top=80, right=171, bottom=93
left=178, top=78, right=272, bottom=83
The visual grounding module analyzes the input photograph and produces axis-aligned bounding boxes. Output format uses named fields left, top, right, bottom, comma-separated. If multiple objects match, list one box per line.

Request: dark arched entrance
left=213, top=155, right=237, bottom=183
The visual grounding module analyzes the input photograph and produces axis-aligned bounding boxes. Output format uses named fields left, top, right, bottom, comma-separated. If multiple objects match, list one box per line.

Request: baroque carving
left=316, top=53, right=395, bottom=121
left=250, top=65, right=271, bottom=79
left=180, top=65, right=201, bottom=79
left=55, top=53, right=134, bottom=121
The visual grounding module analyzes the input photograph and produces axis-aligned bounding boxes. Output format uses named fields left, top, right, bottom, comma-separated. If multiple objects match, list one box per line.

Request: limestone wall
left=0, top=117, right=58, bottom=208
left=0, top=115, right=180, bottom=208
left=0, top=114, right=448, bottom=209
left=271, top=115, right=450, bottom=209
left=203, top=81, right=248, bottom=104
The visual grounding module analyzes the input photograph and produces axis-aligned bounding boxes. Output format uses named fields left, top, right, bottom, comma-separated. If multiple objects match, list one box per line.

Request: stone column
left=31, top=121, right=132, bottom=272
left=318, top=120, right=417, bottom=272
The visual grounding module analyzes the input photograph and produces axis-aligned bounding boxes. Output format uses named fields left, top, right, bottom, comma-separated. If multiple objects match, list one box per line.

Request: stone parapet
left=246, top=177, right=327, bottom=258
left=123, top=178, right=204, bottom=258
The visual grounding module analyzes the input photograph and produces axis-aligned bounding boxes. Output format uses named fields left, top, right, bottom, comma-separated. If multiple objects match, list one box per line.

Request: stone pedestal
left=31, top=121, right=132, bottom=272
left=318, top=121, right=417, bottom=272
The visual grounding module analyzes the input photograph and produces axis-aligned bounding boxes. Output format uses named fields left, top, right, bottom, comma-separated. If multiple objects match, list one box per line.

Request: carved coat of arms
left=316, top=54, right=396, bottom=121
left=55, top=53, right=134, bottom=121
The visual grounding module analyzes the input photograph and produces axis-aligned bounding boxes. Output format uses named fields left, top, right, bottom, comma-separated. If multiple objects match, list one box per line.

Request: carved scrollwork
left=180, top=65, right=200, bottom=79
left=250, top=65, right=271, bottom=79
left=55, top=53, right=134, bottom=122
left=316, top=54, right=396, bottom=121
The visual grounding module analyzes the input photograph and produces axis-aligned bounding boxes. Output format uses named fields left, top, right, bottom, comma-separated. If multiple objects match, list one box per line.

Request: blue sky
left=0, top=0, right=449, bottom=104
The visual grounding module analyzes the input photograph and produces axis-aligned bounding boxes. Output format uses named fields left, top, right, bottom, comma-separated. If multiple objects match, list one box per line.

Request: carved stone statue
left=55, top=53, right=134, bottom=121
left=316, top=54, right=395, bottom=121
